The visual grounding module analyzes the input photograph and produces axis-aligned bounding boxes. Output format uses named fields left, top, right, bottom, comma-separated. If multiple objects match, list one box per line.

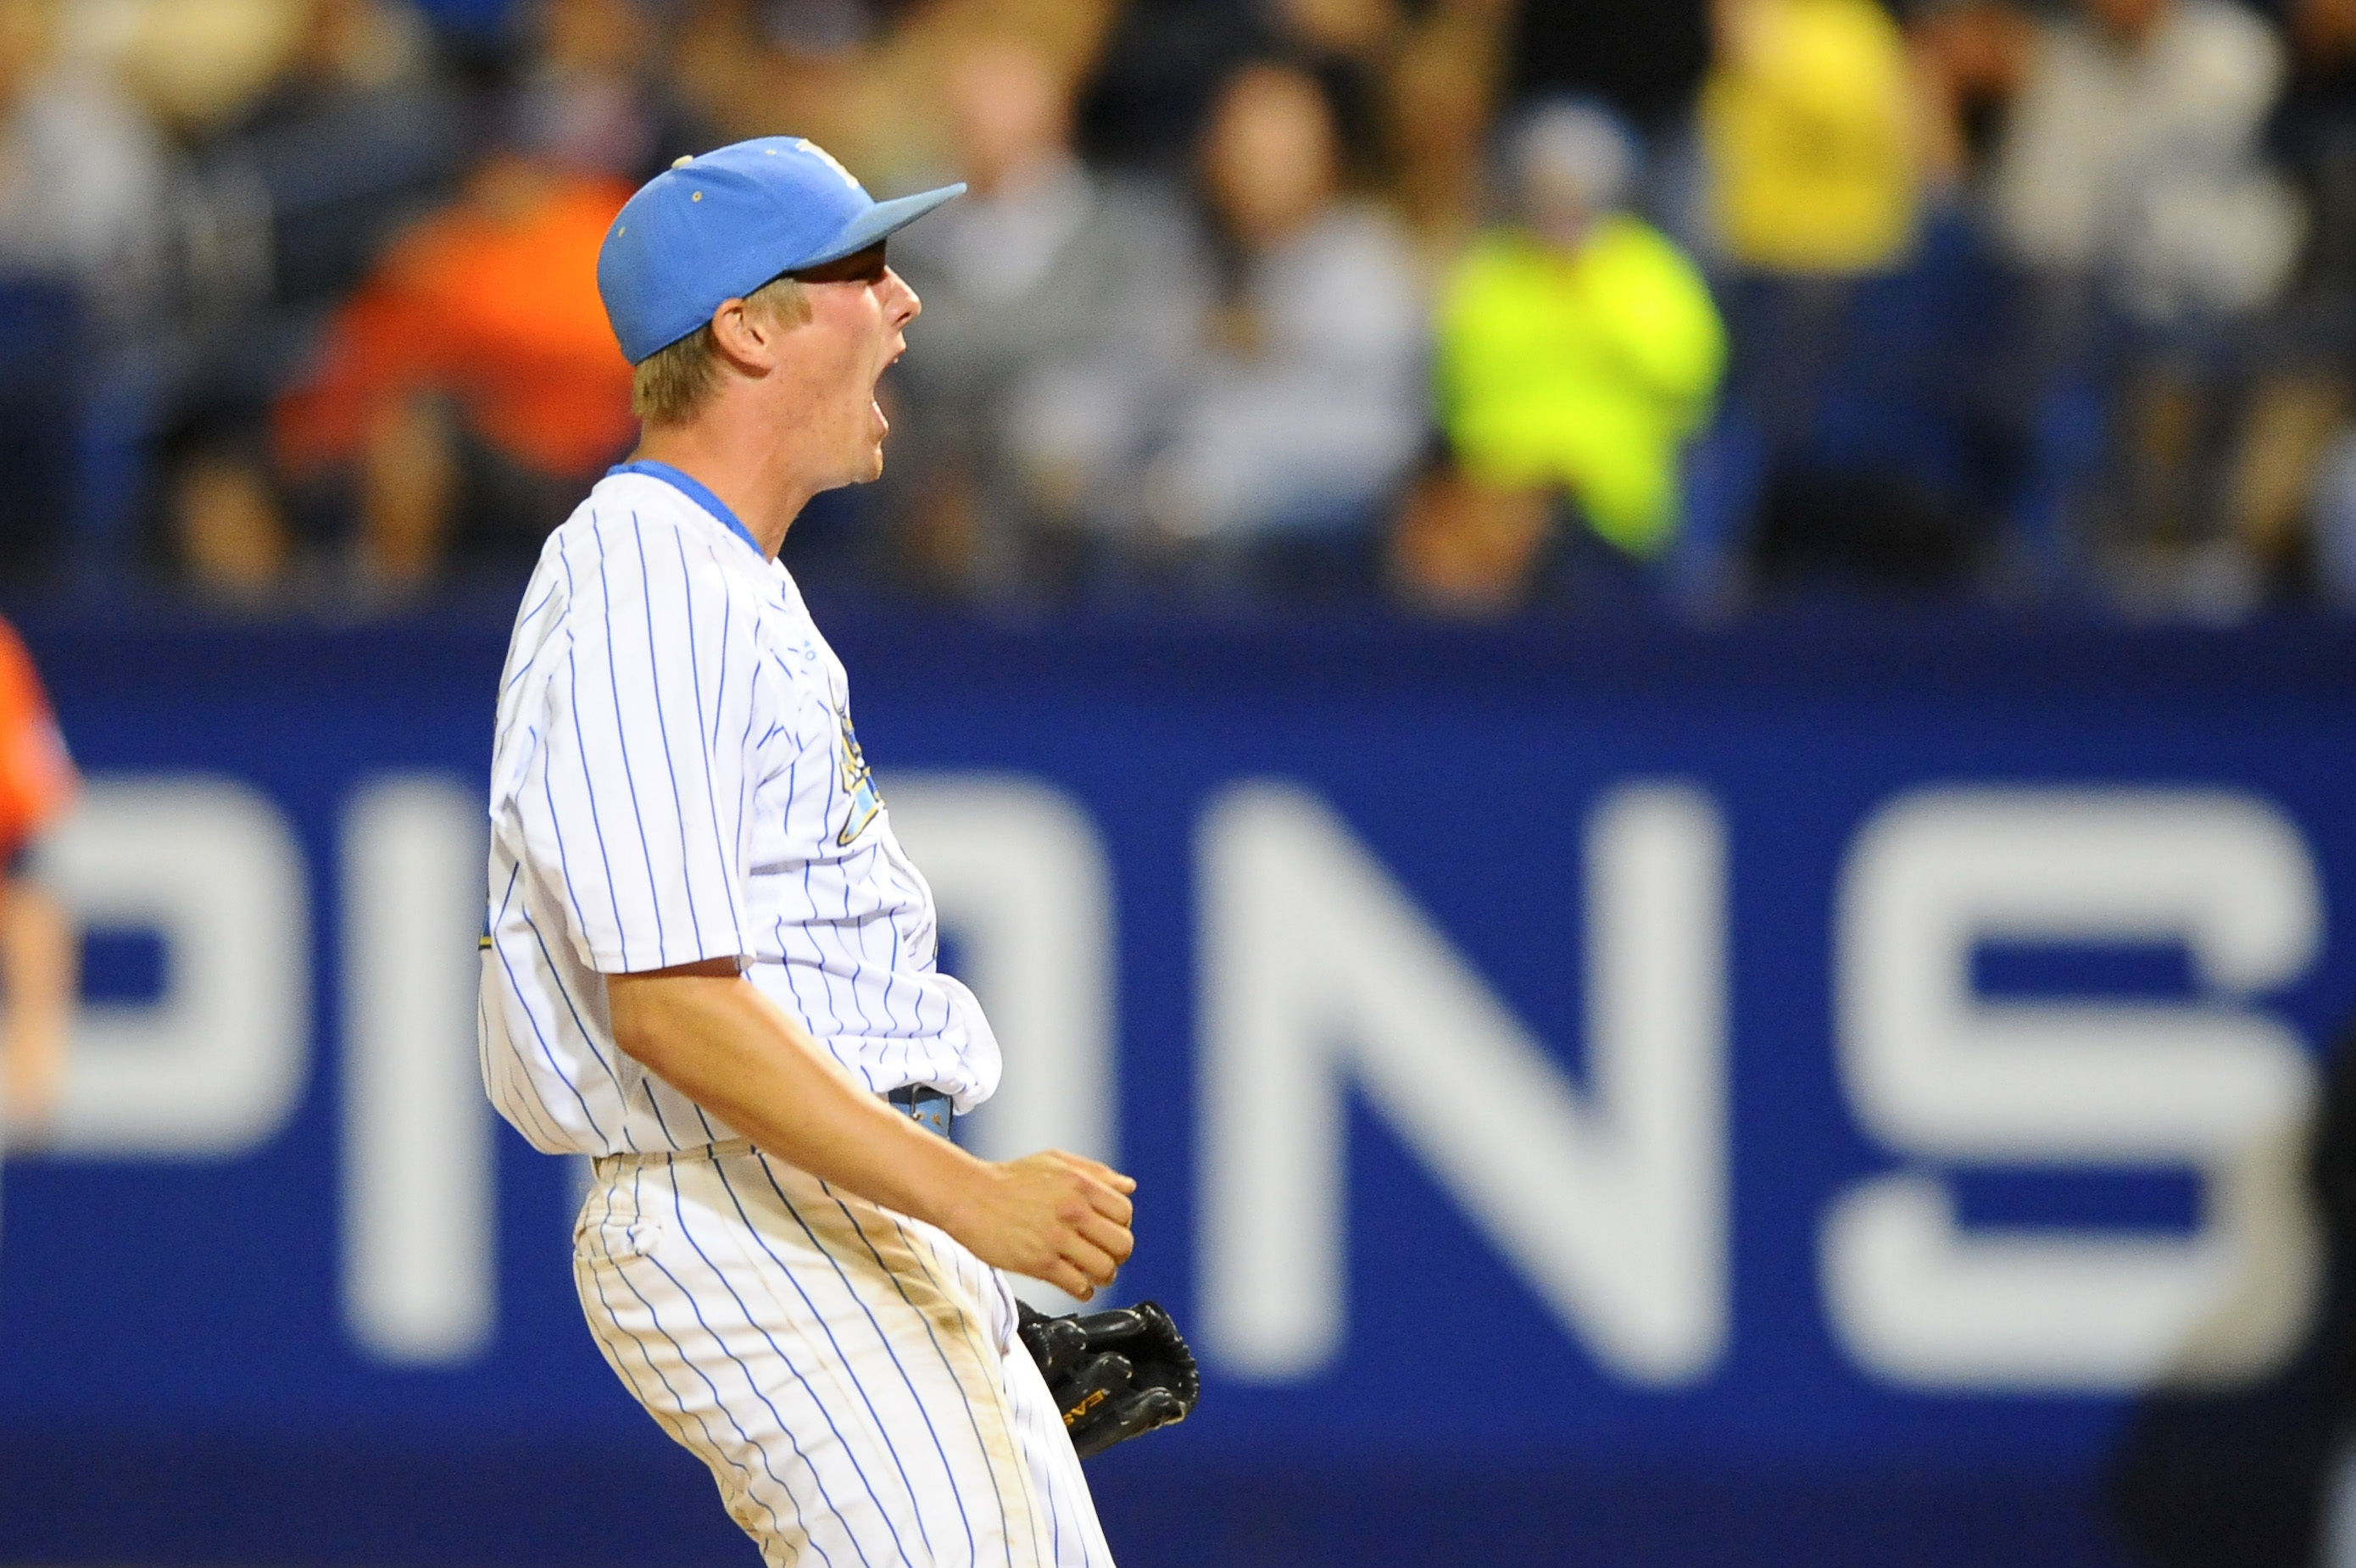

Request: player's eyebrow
left=785, top=242, right=888, bottom=286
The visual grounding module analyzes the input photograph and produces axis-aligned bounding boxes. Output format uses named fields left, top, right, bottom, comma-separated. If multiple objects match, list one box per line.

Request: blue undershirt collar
left=608, top=460, right=767, bottom=559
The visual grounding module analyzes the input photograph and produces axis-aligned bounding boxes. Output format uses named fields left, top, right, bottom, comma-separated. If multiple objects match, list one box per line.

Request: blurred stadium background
left=4, top=0, right=2356, bottom=1563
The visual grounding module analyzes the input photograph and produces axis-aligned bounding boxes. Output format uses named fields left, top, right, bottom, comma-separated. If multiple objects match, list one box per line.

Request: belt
left=888, top=1085, right=955, bottom=1139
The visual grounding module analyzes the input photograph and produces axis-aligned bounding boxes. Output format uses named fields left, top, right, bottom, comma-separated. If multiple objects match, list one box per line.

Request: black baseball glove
left=1016, top=1299, right=1200, bottom=1459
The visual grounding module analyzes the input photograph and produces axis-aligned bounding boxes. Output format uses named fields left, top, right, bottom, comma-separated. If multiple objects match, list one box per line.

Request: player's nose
left=883, top=266, right=920, bottom=324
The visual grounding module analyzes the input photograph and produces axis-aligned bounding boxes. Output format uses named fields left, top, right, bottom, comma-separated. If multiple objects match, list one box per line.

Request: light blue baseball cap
left=597, top=136, right=964, bottom=364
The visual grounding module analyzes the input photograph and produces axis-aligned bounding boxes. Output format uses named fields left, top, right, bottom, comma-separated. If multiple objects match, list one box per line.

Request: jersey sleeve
left=515, top=519, right=762, bottom=975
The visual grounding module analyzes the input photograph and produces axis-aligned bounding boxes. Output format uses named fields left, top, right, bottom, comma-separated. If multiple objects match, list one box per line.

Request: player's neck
left=629, top=414, right=816, bottom=561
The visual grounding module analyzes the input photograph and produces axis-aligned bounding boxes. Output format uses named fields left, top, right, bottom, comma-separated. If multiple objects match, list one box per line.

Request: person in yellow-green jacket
left=1434, top=100, right=1727, bottom=572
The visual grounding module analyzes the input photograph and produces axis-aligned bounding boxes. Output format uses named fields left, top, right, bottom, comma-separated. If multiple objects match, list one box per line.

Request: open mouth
left=872, top=349, right=902, bottom=438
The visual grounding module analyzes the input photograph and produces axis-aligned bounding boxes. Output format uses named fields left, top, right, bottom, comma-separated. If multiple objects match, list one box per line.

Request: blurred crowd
left=11, top=0, right=2356, bottom=620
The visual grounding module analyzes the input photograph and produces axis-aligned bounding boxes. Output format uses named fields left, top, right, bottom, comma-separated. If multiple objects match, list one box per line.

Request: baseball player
left=479, top=138, right=1137, bottom=1565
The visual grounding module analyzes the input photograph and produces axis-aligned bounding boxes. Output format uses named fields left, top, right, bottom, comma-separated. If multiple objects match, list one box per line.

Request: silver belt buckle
left=888, top=1085, right=954, bottom=1138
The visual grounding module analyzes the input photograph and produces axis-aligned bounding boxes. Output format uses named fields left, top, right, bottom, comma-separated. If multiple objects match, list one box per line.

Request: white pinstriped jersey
left=479, top=464, right=1003, bottom=1158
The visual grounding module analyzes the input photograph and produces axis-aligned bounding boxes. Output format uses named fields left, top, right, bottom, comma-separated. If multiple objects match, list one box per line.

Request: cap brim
left=798, top=183, right=966, bottom=270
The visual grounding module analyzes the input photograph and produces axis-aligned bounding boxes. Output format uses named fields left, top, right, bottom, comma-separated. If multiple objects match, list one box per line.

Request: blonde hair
left=631, top=275, right=813, bottom=425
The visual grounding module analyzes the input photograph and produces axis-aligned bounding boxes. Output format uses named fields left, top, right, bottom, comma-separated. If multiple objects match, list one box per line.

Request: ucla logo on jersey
left=836, top=703, right=883, bottom=846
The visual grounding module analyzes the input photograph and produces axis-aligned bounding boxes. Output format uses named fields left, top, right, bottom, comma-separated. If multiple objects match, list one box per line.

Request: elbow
left=604, top=974, right=673, bottom=1071
left=609, top=1010, right=658, bottom=1070
left=604, top=959, right=741, bottom=1071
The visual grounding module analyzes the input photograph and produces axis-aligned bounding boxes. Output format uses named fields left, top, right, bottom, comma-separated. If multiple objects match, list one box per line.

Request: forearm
left=606, top=960, right=1135, bottom=1298
left=607, top=965, right=986, bottom=1229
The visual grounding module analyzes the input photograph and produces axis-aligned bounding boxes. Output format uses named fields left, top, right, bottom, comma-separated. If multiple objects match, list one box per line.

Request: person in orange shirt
left=275, top=149, right=639, bottom=588
left=0, top=615, right=77, bottom=1182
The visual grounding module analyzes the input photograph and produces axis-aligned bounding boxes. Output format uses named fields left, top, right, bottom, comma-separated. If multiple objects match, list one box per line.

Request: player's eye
left=787, top=243, right=888, bottom=286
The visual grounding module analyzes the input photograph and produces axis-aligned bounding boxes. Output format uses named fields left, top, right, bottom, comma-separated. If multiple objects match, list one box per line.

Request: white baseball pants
left=574, top=1140, right=1117, bottom=1568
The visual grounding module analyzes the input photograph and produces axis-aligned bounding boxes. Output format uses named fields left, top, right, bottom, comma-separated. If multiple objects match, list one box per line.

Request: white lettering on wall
left=41, top=776, right=309, bottom=1158
left=879, top=773, right=1117, bottom=1309
left=1199, top=781, right=1728, bottom=1385
left=341, top=776, right=494, bottom=1365
left=1824, top=787, right=2323, bottom=1391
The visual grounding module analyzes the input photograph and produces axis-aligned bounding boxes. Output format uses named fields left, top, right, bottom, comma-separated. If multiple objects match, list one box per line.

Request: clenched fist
left=940, top=1150, right=1136, bottom=1299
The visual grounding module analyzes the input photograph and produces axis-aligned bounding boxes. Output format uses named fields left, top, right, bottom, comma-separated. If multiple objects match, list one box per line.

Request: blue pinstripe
left=649, top=1167, right=913, bottom=1567
left=563, top=639, right=638, bottom=979
left=627, top=513, right=710, bottom=961
left=838, top=865, right=884, bottom=1044
left=780, top=1162, right=1026, bottom=1568
left=878, top=1210, right=1065, bottom=1568
left=624, top=1161, right=859, bottom=1557
left=515, top=905, right=650, bottom=1150
left=677, top=528, right=749, bottom=943
left=700, top=1159, right=956, bottom=1564
left=872, top=912, right=910, bottom=1081
left=802, top=735, right=851, bottom=1034
left=481, top=987, right=568, bottom=1152
left=552, top=532, right=639, bottom=979
left=888, top=1218, right=1089, bottom=1568
left=493, top=922, right=608, bottom=1146
left=485, top=857, right=585, bottom=1151
left=593, top=514, right=671, bottom=966
left=586, top=1181, right=827, bottom=1561
left=535, top=727, right=607, bottom=987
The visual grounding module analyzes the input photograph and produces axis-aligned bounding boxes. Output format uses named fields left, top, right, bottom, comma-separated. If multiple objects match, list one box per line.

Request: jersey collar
left=607, top=460, right=766, bottom=560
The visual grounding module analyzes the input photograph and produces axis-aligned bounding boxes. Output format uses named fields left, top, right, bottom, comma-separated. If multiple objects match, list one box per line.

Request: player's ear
left=708, top=297, right=772, bottom=375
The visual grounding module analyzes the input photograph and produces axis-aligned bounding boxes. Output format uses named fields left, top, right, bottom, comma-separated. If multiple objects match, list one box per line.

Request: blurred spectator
left=1385, top=8, right=1508, bottom=280
left=1388, top=459, right=1555, bottom=617
left=1990, top=0, right=2301, bottom=331
left=1700, top=0, right=1918, bottom=276
left=1078, top=0, right=1280, bottom=171
left=1273, top=0, right=1400, bottom=70
left=192, top=0, right=462, bottom=322
left=1911, top=0, right=2037, bottom=193
left=159, top=0, right=471, bottom=598
left=1088, top=0, right=1508, bottom=273
left=508, top=0, right=677, bottom=181
left=2212, top=359, right=2345, bottom=606
left=883, top=36, right=1209, bottom=598
left=270, top=147, right=635, bottom=590
left=0, top=614, right=77, bottom=1151
left=0, top=1, right=172, bottom=309
left=1143, top=60, right=1423, bottom=579
left=1982, top=0, right=2303, bottom=614
left=677, top=0, right=1116, bottom=199
left=0, top=0, right=173, bottom=581
left=2280, top=0, right=2356, bottom=297
left=74, top=0, right=315, bottom=132
left=1698, top=0, right=2022, bottom=603
left=2212, top=0, right=2356, bottom=613
left=201, top=0, right=690, bottom=596
left=1423, top=99, right=1724, bottom=604
left=1510, top=0, right=1709, bottom=135
left=1081, top=0, right=1500, bottom=281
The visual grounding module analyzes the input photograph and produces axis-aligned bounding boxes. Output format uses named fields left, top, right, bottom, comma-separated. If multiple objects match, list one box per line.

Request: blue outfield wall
left=2, top=608, right=2353, bottom=1567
